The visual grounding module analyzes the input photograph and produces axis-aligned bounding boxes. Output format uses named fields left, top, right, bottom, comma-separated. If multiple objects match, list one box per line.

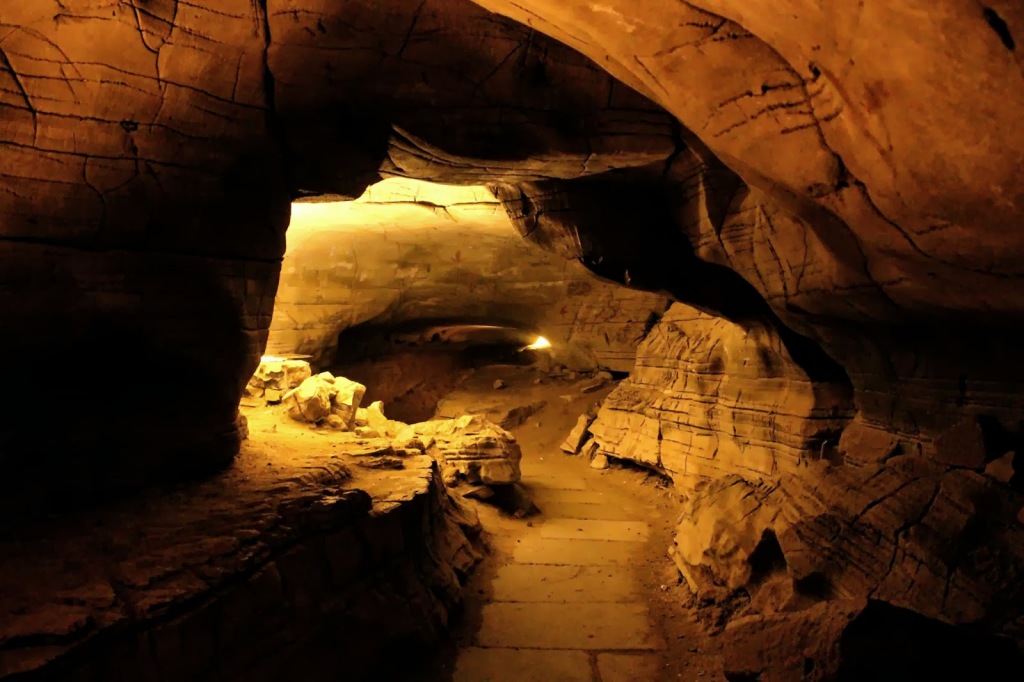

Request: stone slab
left=540, top=519, right=649, bottom=542
left=477, top=602, right=660, bottom=650
left=535, top=500, right=641, bottom=521
left=513, top=537, right=637, bottom=566
left=527, top=475, right=588, bottom=491
left=492, top=563, right=638, bottom=603
left=453, top=647, right=591, bottom=682
left=597, top=653, right=664, bottom=682
left=531, top=489, right=611, bottom=505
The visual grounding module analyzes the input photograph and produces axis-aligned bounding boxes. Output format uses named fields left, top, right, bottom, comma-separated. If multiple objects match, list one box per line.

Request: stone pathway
left=451, top=460, right=666, bottom=681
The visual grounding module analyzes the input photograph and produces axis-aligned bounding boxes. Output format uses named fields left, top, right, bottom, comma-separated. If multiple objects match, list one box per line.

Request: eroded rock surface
left=415, top=415, right=523, bottom=486
left=0, top=432, right=481, bottom=680
left=266, top=181, right=670, bottom=371
left=590, top=303, right=1024, bottom=648
left=590, top=303, right=853, bottom=489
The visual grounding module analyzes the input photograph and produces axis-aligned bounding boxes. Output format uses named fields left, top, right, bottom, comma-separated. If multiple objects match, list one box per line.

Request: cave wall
left=4, top=0, right=1024, bottom=655
left=0, top=0, right=676, bottom=511
left=0, top=0, right=288, bottom=515
left=589, top=302, right=1024, bottom=643
left=266, top=180, right=670, bottom=371
left=589, top=303, right=853, bottom=490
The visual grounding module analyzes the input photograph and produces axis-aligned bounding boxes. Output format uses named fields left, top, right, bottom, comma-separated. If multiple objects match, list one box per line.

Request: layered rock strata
left=0, top=439, right=479, bottom=680
left=266, top=180, right=670, bottom=372
left=588, top=302, right=1024, bottom=652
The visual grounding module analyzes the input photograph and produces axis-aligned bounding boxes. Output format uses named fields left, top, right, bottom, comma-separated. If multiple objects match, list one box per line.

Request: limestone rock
left=724, top=600, right=1024, bottom=682
left=561, top=414, right=595, bottom=454
left=495, top=400, right=547, bottom=429
left=365, top=401, right=390, bottom=433
left=283, top=376, right=334, bottom=423
left=722, top=600, right=864, bottom=682
left=985, top=452, right=1016, bottom=484
left=330, top=377, right=368, bottom=430
left=246, top=358, right=312, bottom=398
left=589, top=303, right=854, bottom=489
left=930, top=419, right=987, bottom=468
left=590, top=454, right=609, bottom=470
left=493, top=379, right=507, bottom=390
left=414, top=415, right=522, bottom=485
left=671, top=476, right=782, bottom=598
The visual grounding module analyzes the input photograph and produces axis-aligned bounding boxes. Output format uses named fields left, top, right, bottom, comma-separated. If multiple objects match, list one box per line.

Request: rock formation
left=3, top=0, right=1024, bottom=675
left=588, top=302, right=1024, bottom=655
left=266, top=180, right=670, bottom=371
left=414, top=415, right=524, bottom=486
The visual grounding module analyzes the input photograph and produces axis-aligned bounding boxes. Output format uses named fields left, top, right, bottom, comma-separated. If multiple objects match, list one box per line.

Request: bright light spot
left=260, top=355, right=285, bottom=363
left=525, top=336, right=552, bottom=350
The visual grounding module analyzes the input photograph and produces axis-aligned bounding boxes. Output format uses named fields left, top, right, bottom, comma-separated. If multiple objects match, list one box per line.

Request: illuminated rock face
left=267, top=181, right=670, bottom=371
left=0, top=0, right=672, bottom=513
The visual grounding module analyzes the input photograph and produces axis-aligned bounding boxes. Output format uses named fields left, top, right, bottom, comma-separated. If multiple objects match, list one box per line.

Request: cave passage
left=3, top=0, right=1024, bottom=680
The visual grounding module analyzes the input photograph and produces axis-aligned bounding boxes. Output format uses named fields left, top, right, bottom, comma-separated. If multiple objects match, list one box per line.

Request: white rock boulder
left=414, top=415, right=522, bottom=485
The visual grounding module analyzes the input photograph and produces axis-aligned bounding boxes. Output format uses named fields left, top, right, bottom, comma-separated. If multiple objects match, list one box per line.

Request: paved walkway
left=451, top=456, right=666, bottom=682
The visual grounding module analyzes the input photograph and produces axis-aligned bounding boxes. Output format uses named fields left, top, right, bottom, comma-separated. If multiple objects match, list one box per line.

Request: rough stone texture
left=0, top=0, right=674, bottom=514
left=722, top=600, right=1024, bottom=682
left=561, top=414, right=595, bottom=454
left=0, top=432, right=480, bottom=680
left=4, top=0, right=1024, bottom=669
left=266, top=181, right=670, bottom=371
left=592, top=303, right=1024, bottom=645
left=246, top=357, right=312, bottom=400
left=414, top=415, right=523, bottom=486
left=590, top=303, right=853, bottom=490
left=477, top=0, right=1024, bottom=326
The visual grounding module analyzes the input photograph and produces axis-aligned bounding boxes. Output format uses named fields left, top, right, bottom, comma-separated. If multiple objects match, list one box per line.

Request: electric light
left=525, top=336, right=551, bottom=350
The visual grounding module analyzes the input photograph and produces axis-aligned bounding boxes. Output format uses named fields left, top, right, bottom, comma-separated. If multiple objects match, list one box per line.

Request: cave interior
left=2, top=1, right=1024, bottom=680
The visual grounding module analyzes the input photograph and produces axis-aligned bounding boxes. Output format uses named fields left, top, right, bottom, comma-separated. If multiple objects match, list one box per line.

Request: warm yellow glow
left=287, top=179, right=508, bottom=250
left=525, top=336, right=552, bottom=350
left=260, top=355, right=286, bottom=363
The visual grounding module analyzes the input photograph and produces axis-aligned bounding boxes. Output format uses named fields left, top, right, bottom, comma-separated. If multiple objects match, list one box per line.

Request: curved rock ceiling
left=269, top=179, right=669, bottom=370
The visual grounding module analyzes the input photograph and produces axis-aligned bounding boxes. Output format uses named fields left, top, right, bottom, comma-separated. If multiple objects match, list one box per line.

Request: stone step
left=492, top=563, right=639, bottom=603
left=529, top=489, right=613, bottom=505
left=534, top=499, right=643, bottom=521
left=513, top=536, right=637, bottom=566
left=597, top=653, right=665, bottom=682
left=477, top=601, right=661, bottom=650
left=525, top=475, right=589, bottom=491
left=453, top=647, right=592, bottom=682
left=540, top=518, right=650, bottom=542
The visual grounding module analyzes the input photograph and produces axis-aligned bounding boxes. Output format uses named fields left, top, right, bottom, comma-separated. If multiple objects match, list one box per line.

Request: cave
left=2, top=1, right=1024, bottom=680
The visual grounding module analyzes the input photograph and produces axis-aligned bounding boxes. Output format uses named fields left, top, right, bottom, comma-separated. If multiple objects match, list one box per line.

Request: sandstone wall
left=589, top=303, right=853, bottom=489
left=266, top=181, right=670, bottom=372
left=0, top=0, right=675, bottom=510
left=589, top=303, right=1024, bottom=643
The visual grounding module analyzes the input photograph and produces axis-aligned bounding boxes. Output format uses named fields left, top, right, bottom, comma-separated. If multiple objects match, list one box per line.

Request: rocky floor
left=421, top=365, right=726, bottom=681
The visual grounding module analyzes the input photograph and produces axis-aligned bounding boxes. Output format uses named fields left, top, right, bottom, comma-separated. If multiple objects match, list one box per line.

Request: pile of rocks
left=560, top=407, right=607, bottom=469
left=413, top=415, right=523, bottom=486
left=245, top=356, right=312, bottom=402
left=281, top=371, right=367, bottom=430
left=243, top=359, right=522, bottom=487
